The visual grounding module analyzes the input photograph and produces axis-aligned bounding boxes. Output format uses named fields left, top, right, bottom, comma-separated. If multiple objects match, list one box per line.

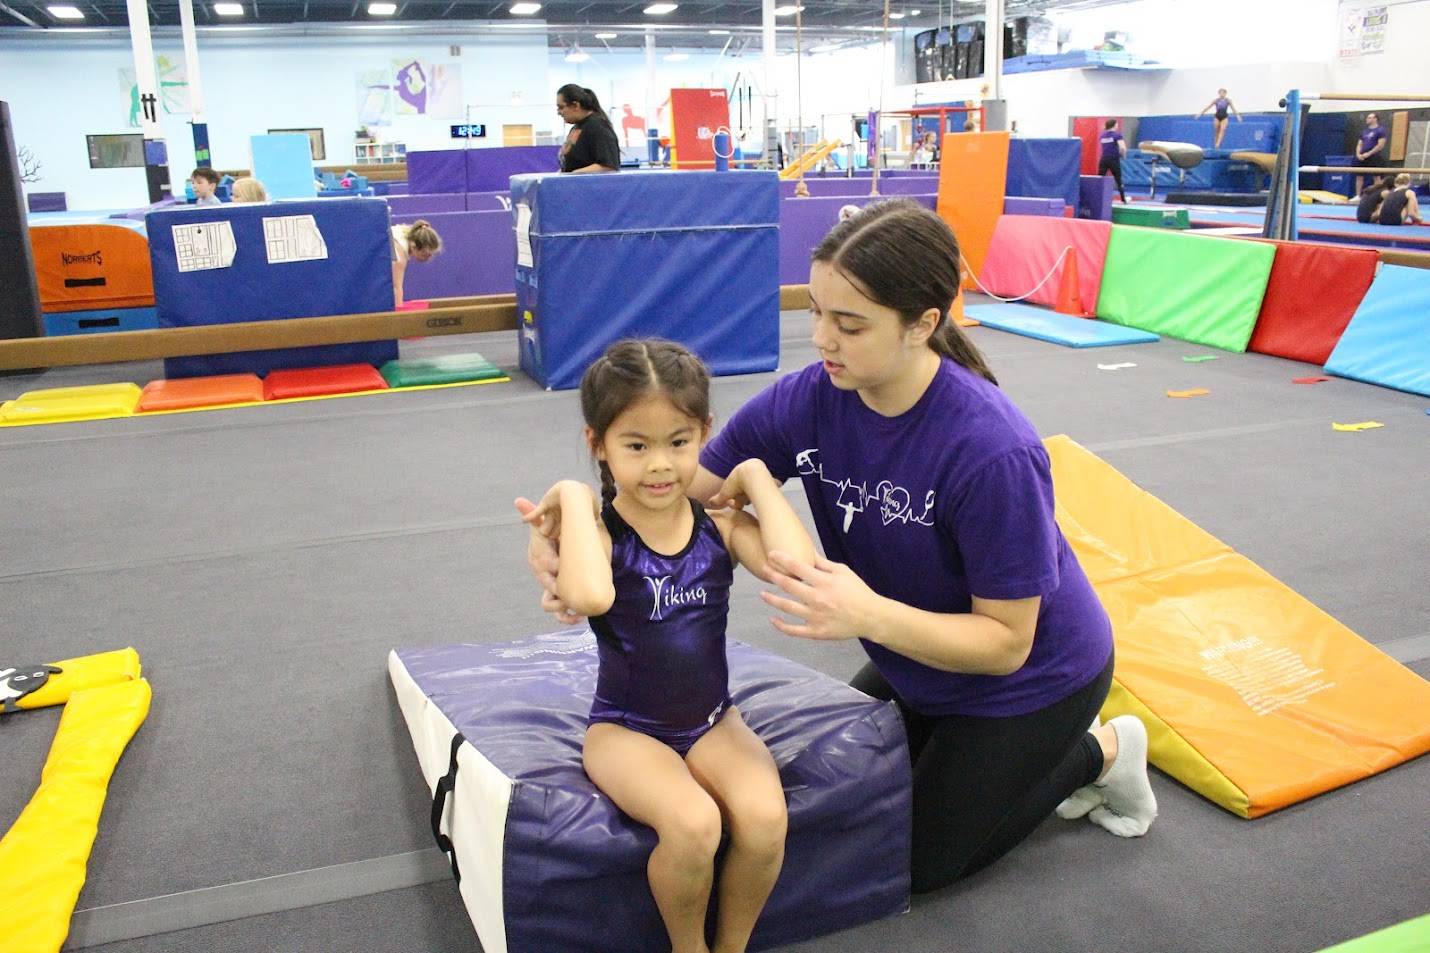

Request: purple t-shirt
left=1099, top=130, right=1124, bottom=160
left=701, top=359, right=1113, bottom=718
left=1359, top=126, right=1387, bottom=158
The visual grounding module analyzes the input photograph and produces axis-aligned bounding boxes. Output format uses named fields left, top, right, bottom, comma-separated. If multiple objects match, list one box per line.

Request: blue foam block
left=513, top=170, right=779, bottom=390
left=43, top=306, right=159, bottom=336
left=147, top=199, right=396, bottom=378
left=1006, top=138, right=1082, bottom=209
left=1323, top=265, right=1430, bottom=397
left=251, top=134, right=317, bottom=201
left=967, top=303, right=1160, bottom=347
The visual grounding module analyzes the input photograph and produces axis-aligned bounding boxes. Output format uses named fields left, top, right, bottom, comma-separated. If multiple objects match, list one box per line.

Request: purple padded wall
left=395, top=632, right=911, bottom=953
left=778, top=176, right=939, bottom=198
left=1003, top=195, right=1065, bottom=216
left=407, top=149, right=468, bottom=194
left=465, top=146, right=561, bottom=193
left=392, top=209, right=514, bottom=299
left=387, top=192, right=466, bottom=216
left=1079, top=174, right=1115, bottom=220
left=780, top=193, right=936, bottom=284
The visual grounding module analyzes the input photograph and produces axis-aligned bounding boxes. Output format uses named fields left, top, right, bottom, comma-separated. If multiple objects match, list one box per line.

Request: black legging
left=852, top=652, right=1113, bottom=893
left=1098, top=156, right=1127, bottom=203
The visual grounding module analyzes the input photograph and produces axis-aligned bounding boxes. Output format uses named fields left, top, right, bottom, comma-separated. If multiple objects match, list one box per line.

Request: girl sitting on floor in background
left=1377, top=173, right=1423, bottom=225
left=518, top=339, right=816, bottom=953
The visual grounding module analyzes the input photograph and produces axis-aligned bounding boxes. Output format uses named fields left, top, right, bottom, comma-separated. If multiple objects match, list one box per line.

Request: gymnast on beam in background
left=1196, top=88, right=1241, bottom=149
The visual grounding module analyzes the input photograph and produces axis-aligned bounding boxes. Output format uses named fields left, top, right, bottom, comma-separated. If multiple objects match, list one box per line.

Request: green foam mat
left=1317, top=915, right=1430, bottom=953
left=1111, top=206, right=1190, bottom=229
left=1095, top=225, right=1275, bottom=352
left=379, top=353, right=506, bottom=388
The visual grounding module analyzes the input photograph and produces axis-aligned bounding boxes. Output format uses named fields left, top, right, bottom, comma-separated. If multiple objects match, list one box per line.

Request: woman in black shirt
left=557, top=84, right=621, bottom=174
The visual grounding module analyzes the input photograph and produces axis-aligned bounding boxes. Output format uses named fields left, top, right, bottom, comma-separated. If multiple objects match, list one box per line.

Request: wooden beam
left=0, top=288, right=815, bottom=371
left=1378, top=249, right=1430, bottom=270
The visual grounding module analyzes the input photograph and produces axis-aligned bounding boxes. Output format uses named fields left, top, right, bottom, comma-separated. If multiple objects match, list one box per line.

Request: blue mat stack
left=512, top=170, right=780, bottom=390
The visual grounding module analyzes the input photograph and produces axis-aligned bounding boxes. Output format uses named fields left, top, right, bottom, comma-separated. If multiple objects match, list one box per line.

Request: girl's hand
left=710, top=459, right=771, bottom=512
left=759, top=550, right=886, bottom=642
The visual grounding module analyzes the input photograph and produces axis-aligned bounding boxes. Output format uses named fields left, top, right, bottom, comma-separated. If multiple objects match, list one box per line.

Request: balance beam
left=0, top=286, right=818, bottom=371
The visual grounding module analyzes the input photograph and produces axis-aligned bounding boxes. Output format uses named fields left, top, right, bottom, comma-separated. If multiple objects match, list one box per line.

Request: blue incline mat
left=967, top=303, right=1160, bottom=347
left=1324, top=265, right=1430, bottom=397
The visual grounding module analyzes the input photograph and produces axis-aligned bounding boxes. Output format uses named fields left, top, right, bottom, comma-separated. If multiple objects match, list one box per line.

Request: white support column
left=984, top=0, right=1003, bottom=101
left=126, top=0, right=163, bottom=141
left=762, top=0, right=777, bottom=156
left=178, top=0, right=205, bottom=123
left=645, top=28, right=657, bottom=159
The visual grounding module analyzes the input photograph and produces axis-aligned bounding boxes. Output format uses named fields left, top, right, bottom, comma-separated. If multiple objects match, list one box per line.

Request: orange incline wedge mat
left=0, top=383, right=142, bottom=426
left=262, top=363, right=388, bottom=400
left=138, top=374, right=264, bottom=412
left=1045, top=435, right=1430, bottom=818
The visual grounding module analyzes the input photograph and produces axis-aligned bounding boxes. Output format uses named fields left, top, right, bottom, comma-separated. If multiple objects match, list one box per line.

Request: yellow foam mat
left=0, top=651, right=150, bottom=953
left=1046, top=435, right=1430, bottom=818
left=0, top=382, right=142, bottom=425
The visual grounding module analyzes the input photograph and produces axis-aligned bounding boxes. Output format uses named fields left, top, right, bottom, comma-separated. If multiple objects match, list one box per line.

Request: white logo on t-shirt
left=795, top=448, right=935, bottom=533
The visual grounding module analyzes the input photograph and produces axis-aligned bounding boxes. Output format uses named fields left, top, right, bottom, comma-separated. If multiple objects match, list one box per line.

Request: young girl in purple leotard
left=521, top=339, right=817, bottom=953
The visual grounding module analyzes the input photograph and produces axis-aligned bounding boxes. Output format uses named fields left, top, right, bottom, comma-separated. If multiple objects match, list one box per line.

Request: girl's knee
left=658, top=797, right=723, bottom=859
left=729, top=793, right=788, bottom=852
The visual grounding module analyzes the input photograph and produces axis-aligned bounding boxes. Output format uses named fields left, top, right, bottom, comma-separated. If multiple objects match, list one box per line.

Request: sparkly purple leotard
left=588, top=499, right=735, bottom=755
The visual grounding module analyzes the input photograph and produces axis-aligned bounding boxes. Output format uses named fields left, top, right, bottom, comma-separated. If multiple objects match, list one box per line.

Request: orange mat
left=29, top=225, right=155, bottom=313
left=936, top=131, right=1010, bottom=291
left=137, top=374, right=264, bottom=412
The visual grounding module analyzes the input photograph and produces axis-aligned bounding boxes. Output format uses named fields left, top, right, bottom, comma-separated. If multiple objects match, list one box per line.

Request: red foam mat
left=262, top=364, right=389, bottom=401
left=1244, top=240, right=1379, bottom=365
left=980, top=216, right=1112, bottom=311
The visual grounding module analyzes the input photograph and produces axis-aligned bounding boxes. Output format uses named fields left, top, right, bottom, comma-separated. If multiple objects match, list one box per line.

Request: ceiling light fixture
left=47, top=4, right=85, bottom=17
left=212, top=2, right=244, bottom=13
left=887, top=10, right=905, bottom=18
left=595, top=31, right=617, bottom=38
left=708, top=28, right=730, bottom=34
left=368, top=2, right=396, bottom=13
left=644, top=2, right=678, bottom=13
left=773, top=4, right=803, bottom=14
left=508, top=1, right=541, bottom=13
left=909, top=8, right=921, bottom=14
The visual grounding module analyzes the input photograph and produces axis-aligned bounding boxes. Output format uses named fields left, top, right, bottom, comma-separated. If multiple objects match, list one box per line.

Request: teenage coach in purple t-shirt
left=522, top=200, right=1158, bottom=895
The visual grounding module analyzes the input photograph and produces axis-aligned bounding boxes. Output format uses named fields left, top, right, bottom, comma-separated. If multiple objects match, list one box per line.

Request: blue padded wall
left=1134, top=114, right=1283, bottom=154
left=513, top=170, right=780, bottom=390
left=147, top=198, right=397, bottom=378
left=1006, top=138, right=1081, bottom=209
left=1324, top=265, right=1430, bottom=397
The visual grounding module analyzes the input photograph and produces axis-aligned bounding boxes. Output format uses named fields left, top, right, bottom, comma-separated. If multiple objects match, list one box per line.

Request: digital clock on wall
left=450, top=124, right=488, bottom=139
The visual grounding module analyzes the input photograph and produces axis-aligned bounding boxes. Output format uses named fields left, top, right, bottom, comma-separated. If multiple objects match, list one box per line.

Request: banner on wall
left=392, top=60, right=462, bottom=117
left=1339, top=3, right=1388, bottom=58
left=668, top=88, right=729, bottom=170
left=120, top=56, right=190, bottom=127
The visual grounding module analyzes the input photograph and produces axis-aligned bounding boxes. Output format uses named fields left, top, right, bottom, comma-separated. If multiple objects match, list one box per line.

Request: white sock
left=1055, top=715, right=1104, bottom=820
left=1088, top=715, right=1157, bottom=837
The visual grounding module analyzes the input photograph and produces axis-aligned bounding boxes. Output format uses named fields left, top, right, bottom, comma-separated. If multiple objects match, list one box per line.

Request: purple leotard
left=588, top=499, right=735, bottom=755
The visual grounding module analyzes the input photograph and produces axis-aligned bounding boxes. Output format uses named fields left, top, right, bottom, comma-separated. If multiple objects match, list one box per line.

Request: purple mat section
left=1079, top=175, right=1115, bottom=220
left=27, top=192, right=67, bottom=213
left=1003, top=195, right=1065, bottom=216
left=779, top=176, right=939, bottom=198
left=395, top=632, right=910, bottom=953
left=407, top=149, right=468, bottom=194
left=780, top=193, right=936, bottom=285
left=387, top=192, right=466, bottom=216
left=392, top=209, right=514, bottom=299
left=467, top=146, right=560, bottom=193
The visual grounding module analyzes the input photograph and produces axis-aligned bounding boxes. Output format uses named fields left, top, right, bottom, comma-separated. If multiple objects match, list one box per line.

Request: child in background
left=390, top=219, right=442, bottom=308
left=230, top=177, right=268, bottom=204
left=519, top=339, right=815, bottom=953
left=190, top=168, right=222, bottom=206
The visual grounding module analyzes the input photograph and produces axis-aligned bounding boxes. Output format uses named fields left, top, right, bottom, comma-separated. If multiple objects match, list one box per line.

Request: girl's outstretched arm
left=710, top=459, right=816, bottom=581
left=521, top=480, right=614, bottom=617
